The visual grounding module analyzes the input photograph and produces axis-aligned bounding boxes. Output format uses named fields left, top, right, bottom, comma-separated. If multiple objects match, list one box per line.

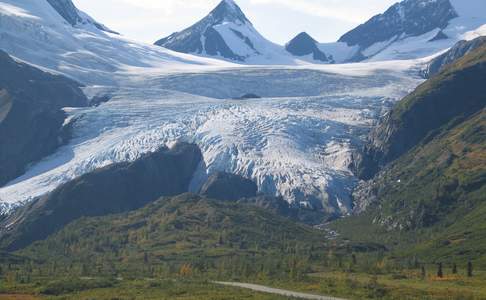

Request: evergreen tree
left=413, top=256, right=420, bottom=269
left=437, top=263, right=443, bottom=278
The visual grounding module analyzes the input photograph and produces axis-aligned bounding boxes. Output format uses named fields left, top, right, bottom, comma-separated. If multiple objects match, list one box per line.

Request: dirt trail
left=214, top=281, right=346, bottom=300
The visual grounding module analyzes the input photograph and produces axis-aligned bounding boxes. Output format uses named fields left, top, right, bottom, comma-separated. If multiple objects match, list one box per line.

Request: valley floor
left=3, top=269, right=486, bottom=300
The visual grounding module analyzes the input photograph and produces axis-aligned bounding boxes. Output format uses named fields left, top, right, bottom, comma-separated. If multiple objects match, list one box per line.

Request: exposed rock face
left=339, top=0, right=457, bottom=52
left=285, top=32, right=330, bottom=62
left=0, top=143, right=202, bottom=251
left=425, top=36, right=486, bottom=78
left=46, top=0, right=80, bottom=26
left=46, top=0, right=118, bottom=34
left=356, top=42, right=486, bottom=180
left=0, top=50, right=88, bottom=186
left=200, top=172, right=258, bottom=201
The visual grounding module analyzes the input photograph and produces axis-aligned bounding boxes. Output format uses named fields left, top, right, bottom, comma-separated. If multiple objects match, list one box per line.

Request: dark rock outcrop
left=285, top=32, right=330, bottom=62
left=0, top=50, right=88, bottom=186
left=234, top=93, right=261, bottom=100
left=339, top=0, right=457, bottom=55
left=200, top=172, right=258, bottom=201
left=0, top=143, right=202, bottom=251
left=425, top=36, right=486, bottom=78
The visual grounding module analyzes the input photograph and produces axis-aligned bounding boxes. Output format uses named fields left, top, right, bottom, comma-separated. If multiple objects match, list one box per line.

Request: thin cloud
left=248, top=0, right=396, bottom=23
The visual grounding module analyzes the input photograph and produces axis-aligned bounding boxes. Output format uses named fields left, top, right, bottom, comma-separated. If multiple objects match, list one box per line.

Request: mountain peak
left=289, top=32, right=317, bottom=44
left=339, top=0, right=457, bottom=50
left=210, top=0, right=250, bottom=25
left=285, top=32, right=330, bottom=62
left=46, top=0, right=118, bottom=34
left=155, top=0, right=291, bottom=63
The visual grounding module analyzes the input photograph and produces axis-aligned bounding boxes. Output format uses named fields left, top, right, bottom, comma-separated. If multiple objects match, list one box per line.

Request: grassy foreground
left=1, top=278, right=291, bottom=300
left=2, top=264, right=485, bottom=299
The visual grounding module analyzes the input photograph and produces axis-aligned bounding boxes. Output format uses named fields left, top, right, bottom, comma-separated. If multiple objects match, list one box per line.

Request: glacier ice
left=0, top=0, right=426, bottom=215
left=0, top=67, right=423, bottom=214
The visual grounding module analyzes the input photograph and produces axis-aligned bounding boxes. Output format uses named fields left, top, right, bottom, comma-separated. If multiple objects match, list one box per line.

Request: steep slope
left=355, top=46, right=486, bottom=229
left=342, top=108, right=486, bottom=265
left=0, top=50, right=87, bottom=188
left=285, top=32, right=332, bottom=63
left=155, top=0, right=296, bottom=64
left=0, top=143, right=202, bottom=251
left=355, top=108, right=485, bottom=228
left=337, top=0, right=486, bottom=61
left=356, top=42, right=486, bottom=179
left=329, top=42, right=486, bottom=267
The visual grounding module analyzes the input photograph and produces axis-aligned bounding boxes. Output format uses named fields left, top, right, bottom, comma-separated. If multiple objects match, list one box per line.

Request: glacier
left=0, top=0, right=463, bottom=215
left=0, top=64, right=423, bottom=214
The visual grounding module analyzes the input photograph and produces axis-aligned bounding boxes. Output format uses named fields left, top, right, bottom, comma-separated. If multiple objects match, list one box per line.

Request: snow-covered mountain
left=155, top=0, right=298, bottom=64
left=156, top=0, right=486, bottom=64
left=340, top=0, right=458, bottom=50
left=334, top=0, right=486, bottom=61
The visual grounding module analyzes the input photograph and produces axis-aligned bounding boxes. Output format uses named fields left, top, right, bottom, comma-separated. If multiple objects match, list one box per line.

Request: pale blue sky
left=73, top=0, right=397, bottom=45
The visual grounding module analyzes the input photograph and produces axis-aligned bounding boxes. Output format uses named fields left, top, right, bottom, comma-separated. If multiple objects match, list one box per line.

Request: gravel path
left=214, top=281, right=347, bottom=300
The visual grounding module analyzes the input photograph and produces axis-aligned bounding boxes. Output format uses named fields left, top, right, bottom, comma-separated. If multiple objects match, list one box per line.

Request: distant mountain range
left=155, top=0, right=486, bottom=63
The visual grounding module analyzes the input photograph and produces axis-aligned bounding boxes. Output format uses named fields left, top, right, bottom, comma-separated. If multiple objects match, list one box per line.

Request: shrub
left=40, top=277, right=115, bottom=295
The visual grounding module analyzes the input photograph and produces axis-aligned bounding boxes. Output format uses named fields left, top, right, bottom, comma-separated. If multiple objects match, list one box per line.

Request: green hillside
left=15, top=193, right=327, bottom=278
left=357, top=43, right=486, bottom=179
left=334, top=44, right=486, bottom=268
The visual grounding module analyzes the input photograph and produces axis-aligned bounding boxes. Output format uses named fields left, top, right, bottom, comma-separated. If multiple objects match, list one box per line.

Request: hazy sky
left=73, top=0, right=397, bottom=45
